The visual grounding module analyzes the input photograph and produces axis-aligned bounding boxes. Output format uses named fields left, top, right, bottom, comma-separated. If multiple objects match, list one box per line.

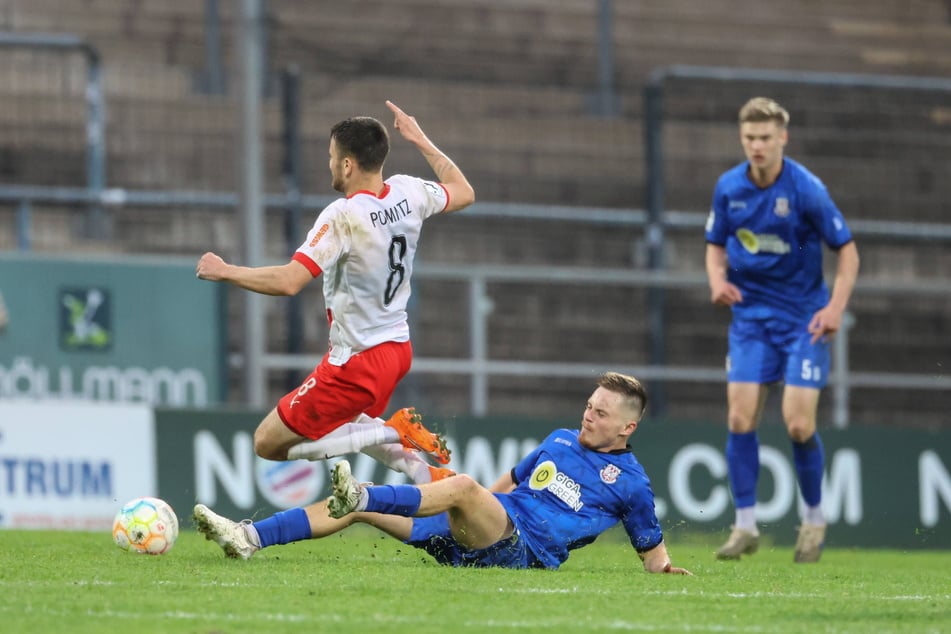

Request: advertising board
left=0, top=401, right=155, bottom=530
left=0, top=253, right=225, bottom=406
left=155, top=411, right=951, bottom=549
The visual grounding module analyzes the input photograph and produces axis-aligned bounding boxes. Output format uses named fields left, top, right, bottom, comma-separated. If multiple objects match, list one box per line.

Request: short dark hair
left=597, top=371, right=647, bottom=419
left=330, top=116, right=389, bottom=172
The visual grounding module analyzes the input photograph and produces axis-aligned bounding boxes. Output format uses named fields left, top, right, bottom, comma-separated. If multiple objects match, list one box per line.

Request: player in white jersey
left=196, top=101, right=475, bottom=484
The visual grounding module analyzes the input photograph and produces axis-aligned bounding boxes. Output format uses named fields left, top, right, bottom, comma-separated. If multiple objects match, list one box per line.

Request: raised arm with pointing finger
left=385, top=100, right=474, bottom=212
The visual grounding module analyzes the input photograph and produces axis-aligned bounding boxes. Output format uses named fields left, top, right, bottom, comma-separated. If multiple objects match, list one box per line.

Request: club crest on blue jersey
left=600, top=464, right=621, bottom=484
left=774, top=197, right=790, bottom=217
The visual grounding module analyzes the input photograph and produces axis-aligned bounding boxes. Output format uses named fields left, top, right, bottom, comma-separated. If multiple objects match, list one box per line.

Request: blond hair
left=597, top=372, right=647, bottom=419
left=738, top=97, right=790, bottom=127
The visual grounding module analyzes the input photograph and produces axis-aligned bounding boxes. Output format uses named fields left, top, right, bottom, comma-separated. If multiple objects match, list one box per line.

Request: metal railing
left=0, top=32, right=105, bottom=237
left=2, top=45, right=950, bottom=425
left=4, top=185, right=951, bottom=427
left=261, top=263, right=951, bottom=427
left=642, top=65, right=951, bottom=406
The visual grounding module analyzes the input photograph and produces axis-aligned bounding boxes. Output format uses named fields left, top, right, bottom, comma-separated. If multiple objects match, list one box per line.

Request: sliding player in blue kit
left=193, top=372, right=692, bottom=575
left=705, top=97, right=860, bottom=563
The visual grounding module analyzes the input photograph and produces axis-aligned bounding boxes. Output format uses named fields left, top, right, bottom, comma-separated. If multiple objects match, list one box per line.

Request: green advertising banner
left=155, top=410, right=951, bottom=549
left=0, top=253, right=225, bottom=406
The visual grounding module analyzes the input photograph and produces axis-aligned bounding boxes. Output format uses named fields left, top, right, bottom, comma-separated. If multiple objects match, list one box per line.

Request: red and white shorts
left=277, top=340, right=412, bottom=439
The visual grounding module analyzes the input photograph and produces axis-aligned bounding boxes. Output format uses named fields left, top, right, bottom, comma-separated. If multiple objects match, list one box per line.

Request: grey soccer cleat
left=794, top=523, right=826, bottom=563
left=715, top=525, right=760, bottom=560
left=192, top=504, right=259, bottom=560
left=327, top=459, right=364, bottom=519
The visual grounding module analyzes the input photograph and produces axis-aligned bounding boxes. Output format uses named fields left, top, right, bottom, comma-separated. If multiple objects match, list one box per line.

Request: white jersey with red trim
left=293, top=174, right=449, bottom=365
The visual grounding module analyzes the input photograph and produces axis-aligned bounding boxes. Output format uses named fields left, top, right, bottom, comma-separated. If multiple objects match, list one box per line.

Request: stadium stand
left=1, top=0, right=949, bottom=427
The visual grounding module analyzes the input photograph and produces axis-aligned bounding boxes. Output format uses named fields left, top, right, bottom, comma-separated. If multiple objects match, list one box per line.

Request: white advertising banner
left=0, top=401, right=155, bottom=530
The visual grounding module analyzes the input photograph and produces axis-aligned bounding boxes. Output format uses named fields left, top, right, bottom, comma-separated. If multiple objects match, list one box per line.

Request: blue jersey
left=498, top=428, right=663, bottom=569
left=705, top=157, right=853, bottom=322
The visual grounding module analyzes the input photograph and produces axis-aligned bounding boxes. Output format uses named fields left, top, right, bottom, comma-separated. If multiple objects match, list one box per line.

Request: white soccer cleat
left=192, top=504, right=259, bottom=560
left=715, top=525, right=760, bottom=560
left=794, top=523, right=827, bottom=563
left=327, top=459, right=364, bottom=519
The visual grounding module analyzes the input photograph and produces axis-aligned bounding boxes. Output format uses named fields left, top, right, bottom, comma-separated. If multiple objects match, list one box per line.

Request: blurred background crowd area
left=0, top=0, right=948, bottom=428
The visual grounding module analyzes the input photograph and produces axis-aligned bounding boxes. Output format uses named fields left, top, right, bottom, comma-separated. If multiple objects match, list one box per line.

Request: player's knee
left=448, top=474, right=482, bottom=496
left=253, top=428, right=284, bottom=460
left=785, top=417, right=814, bottom=443
left=727, top=411, right=756, bottom=433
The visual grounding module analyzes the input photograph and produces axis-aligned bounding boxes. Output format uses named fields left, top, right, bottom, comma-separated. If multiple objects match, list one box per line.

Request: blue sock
left=726, top=431, right=760, bottom=509
left=252, top=508, right=312, bottom=548
left=364, top=485, right=422, bottom=516
left=793, top=433, right=825, bottom=507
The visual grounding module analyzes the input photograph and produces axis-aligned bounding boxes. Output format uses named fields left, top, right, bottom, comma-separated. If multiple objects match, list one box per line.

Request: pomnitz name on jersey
left=370, top=199, right=412, bottom=227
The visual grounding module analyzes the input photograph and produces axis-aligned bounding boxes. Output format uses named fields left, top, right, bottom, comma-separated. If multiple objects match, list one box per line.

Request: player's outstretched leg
left=193, top=504, right=260, bottom=560
left=328, top=459, right=366, bottom=519
left=793, top=523, right=826, bottom=563
left=715, top=525, right=759, bottom=560
left=384, top=407, right=451, bottom=465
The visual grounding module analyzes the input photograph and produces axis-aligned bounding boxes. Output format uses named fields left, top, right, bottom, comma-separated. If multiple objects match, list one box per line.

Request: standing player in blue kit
left=705, top=97, right=860, bottom=562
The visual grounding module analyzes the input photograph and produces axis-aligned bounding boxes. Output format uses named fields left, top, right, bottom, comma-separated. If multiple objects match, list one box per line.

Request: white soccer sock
left=243, top=522, right=262, bottom=548
left=353, top=413, right=402, bottom=444
left=287, top=422, right=390, bottom=460
left=802, top=504, right=825, bottom=526
left=354, top=488, right=369, bottom=513
left=360, top=443, right=432, bottom=484
left=735, top=506, right=758, bottom=534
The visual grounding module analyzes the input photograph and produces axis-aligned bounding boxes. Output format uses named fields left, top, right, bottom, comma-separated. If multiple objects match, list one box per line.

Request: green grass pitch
left=1, top=526, right=947, bottom=633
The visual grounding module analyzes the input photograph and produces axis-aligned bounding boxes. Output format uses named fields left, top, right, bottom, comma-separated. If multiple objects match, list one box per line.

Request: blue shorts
left=405, top=514, right=542, bottom=569
left=727, top=317, right=829, bottom=388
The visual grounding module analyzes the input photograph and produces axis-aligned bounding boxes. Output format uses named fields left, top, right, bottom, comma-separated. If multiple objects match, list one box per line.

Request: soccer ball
left=112, top=496, right=179, bottom=555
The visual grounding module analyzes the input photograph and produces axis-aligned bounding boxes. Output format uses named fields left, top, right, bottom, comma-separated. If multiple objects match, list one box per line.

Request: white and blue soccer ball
left=112, top=496, right=179, bottom=555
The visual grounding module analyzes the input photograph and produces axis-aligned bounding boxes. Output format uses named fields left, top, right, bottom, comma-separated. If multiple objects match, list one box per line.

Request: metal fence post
left=833, top=312, right=855, bottom=428
left=281, top=65, right=304, bottom=393
left=0, top=33, right=107, bottom=238
left=595, top=0, right=618, bottom=117
left=470, top=275, right=490, bottom=416
left=83, top=45, right=107, bottom=239
left=15, top=200, right=31, bottom=250
left=202, top=0, right=226, bottom=94
left=644, top=75, right=668, bottom=415
left=238, top=0, right=267, bottom=408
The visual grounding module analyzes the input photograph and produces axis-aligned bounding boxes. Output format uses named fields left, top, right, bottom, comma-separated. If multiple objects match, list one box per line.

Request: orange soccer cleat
left=427, top=466, right=457, bottom=482
left=384, top=407, right=451, bottom=465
